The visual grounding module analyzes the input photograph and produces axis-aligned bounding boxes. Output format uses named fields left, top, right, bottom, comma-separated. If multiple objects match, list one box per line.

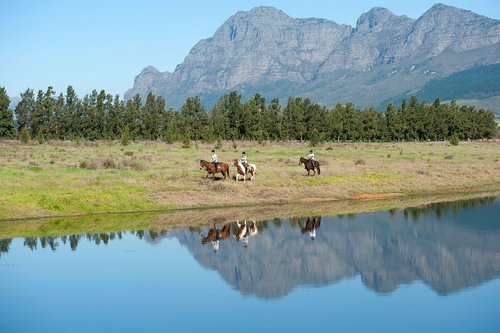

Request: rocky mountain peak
left=125, top=4, right=500, bottom=109
left=140, top=66, right=161, bottom=75
left=356, top=7, right=397, bottom=32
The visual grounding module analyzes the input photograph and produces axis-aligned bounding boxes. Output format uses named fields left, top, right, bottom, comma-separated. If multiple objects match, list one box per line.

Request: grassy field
left=0, top=139, right=499, bottom=219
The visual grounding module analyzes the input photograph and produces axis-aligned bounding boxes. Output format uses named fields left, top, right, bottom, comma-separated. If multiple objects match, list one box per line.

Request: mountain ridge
left=125, top=3, right=500, bottom=110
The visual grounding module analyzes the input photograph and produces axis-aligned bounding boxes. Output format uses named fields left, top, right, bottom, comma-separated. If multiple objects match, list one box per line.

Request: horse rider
left=240, top=151, right=249, bottom=174
left=211, top=149, right=219, bottom=170
left=308, top=149, right=316, bottom=170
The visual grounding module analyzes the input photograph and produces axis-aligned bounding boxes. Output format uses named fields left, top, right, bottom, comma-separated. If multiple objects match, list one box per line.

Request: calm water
left=1, top=197, right=500, bottom=332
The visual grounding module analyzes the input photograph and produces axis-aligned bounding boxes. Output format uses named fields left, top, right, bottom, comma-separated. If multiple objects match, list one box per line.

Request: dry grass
left=0, top=139, right=499, bottom=219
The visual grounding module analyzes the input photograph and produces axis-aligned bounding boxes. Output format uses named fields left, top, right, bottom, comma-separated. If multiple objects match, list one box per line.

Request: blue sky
left=1, top=0, right=498, bottom=98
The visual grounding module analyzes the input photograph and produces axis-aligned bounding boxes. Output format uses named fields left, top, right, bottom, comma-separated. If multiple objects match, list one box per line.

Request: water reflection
left=1, top=196, right=499, bottom=299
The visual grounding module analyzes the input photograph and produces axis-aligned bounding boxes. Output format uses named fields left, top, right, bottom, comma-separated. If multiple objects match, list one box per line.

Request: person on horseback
left=308, top=149, right=316, bottom=171
left=211, top=150, right=219, bottom=170
left=240, top=151, right=249, bottom=174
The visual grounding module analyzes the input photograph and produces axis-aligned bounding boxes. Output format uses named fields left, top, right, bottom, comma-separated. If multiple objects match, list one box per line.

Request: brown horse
left=232, top=159, right=256, bottom=181
left=301, top=217, right=321, bottom=240
left=201, top=224, right=231, bottom=244
left=201, top=224, right=231, bottom=252
left=199, top=160, right=230, bottom=179
left=299, top=157, right=320, bottom=176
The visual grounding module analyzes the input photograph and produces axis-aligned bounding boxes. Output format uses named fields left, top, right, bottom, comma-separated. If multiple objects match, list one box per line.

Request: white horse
left=234, top=220, right=248, bottom=241
left=233, top=159, right=257, bottom=181
left=242, top=220, right=258, bottom=248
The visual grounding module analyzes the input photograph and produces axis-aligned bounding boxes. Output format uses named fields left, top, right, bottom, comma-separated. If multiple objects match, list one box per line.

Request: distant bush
left=215, top=138, right=223, bottom=150
left=79, top=160, right=98, bottom=170
left=120, top=126, right=130, bottom=146
left=101, top=157, right=116, bottom=169
left=182, top=130, right=191, bottom=148
left=449, top=134, right=459, bottom=146
left=355, top=158, right=366, bottom=165
left=35, top=131, right=45, bottom=144
left=444, top=154, right=454, bottom=160
left=309, top=128, right=322, bottom=147
left=19, top=127, right=31, bottom=143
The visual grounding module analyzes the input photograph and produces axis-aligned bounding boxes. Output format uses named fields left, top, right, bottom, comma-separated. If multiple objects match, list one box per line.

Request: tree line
left=0, top=86, right=497, bottom=143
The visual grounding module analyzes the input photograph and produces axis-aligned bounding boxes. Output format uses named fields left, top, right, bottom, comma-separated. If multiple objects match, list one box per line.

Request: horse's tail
left=226, top=164, right=230, bottom=178
left=316, top=163, right=321, bottom=175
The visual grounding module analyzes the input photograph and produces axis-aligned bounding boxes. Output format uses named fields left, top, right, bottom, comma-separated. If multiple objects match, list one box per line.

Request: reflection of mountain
left=171, top=198, right=500, bottom=299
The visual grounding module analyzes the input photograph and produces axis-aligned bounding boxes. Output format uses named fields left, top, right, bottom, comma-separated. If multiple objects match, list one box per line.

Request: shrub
left=449, top=134, right=459, bottom=146
left=19, top=127, right=31, bottom=143
left=444, top=154, right=453, bottom=160
left=309, top=128, right=322, bottom=147
left=80, top=160, right=98, bottom=170
left=215, top=138, right=223, bottom=150
left=101, top=158, right=116, bottom=169
left=354, top=158, right=366, bottom=165
left=182, top=135, right=191, bottom=149
left=120, top=126, right=130, bottom=146
left=35, top=131, right=45, bottom=144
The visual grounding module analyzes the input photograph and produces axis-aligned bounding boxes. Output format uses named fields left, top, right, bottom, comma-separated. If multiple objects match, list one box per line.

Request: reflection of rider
left=301, top=217, right=320, bottom=240
left=308, top=149, right=316, bottom=170
left=211, top=150, right=218, bottom=170
left=211, top=240, right=219, bottom=253
left=309, top=229, right=316, bottom=240
left=240, top=151, right=249, bottom=174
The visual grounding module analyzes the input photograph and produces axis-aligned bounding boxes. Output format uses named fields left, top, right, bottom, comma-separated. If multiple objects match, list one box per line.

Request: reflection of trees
left=0, top=238, right=12, bottom=258
left=402, top=196, right=496, bottom=222
left=0, top=230, right=164, bottom=254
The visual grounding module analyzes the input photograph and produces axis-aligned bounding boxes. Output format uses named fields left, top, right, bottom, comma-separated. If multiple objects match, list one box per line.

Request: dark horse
left=299, top=157, right=321, bottom=176
left=301, top=217, right=321, bottom=240
left=199, top=160, right=230, bottom=179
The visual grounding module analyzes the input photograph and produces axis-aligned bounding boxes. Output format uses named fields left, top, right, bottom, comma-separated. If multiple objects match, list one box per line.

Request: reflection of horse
left=299, top=157, right=320, bottom=176
left=201, top=224, right=231, bottom=246
left=201, top=224, right=231, bottom=244
left=301, top=217, right=321, bottom=240
left=234, top=220, right=248, bottom=241
left=242, top=220, right=258, bottom=248
left=232, top=159, right=256, bottom=181
left=199, top=160, right=230, bottom=179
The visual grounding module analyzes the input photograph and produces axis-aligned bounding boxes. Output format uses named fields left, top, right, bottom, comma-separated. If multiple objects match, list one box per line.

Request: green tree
left=19, top=126, right=31, bottom=143
left=211, top=95, right=231, bottom=140
left=181, top=96, right=210, bottom=140
left=142, top=93, right=164, bottom=140
left=262, top=98, right=281, bottom=140
left=125, top=94, right=143, bottom=140
left=0, top=87, right=16, bottom=138
left=14, top=89, right=35, bottom=134
left=329, top=103, right=345, bottom=141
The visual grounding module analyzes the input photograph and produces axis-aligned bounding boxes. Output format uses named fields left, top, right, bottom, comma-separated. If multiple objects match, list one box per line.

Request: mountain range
left=125, top=4, right=500, bottom=114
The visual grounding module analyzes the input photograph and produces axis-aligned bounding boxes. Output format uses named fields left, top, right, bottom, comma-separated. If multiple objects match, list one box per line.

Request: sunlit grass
left=0, top=140, right=499, bottom=219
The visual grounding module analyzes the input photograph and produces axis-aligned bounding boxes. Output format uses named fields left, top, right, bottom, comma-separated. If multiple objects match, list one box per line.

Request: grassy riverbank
left=1, top=191, right=498, bottom=239
left=0, top=140, right=499, bottom=219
